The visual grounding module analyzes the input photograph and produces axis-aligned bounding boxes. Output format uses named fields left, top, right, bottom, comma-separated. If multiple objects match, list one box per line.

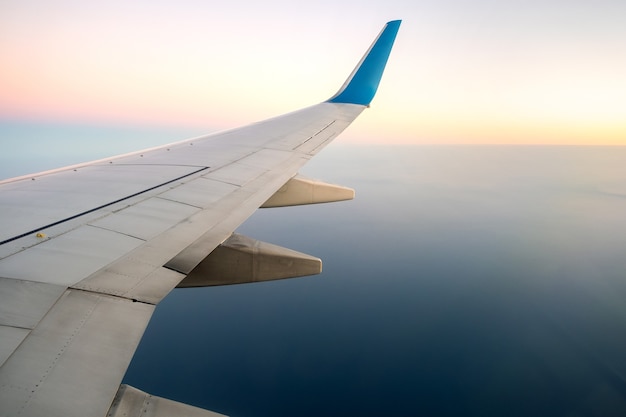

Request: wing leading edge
left=0, top=20, right=401, bottom=417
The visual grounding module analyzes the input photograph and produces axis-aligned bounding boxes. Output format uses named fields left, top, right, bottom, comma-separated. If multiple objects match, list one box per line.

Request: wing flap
left=0, top=278, right=66, bottom=330
left=90, top=197, right=201, bottom=241
left=0, top=290, right=154, bottom=417
left=0, top=327, right=29, bottom=368
left=72, top=266, right=184, bottom=305
left=0, top=278, right=67, bottom=367
left=109, top=385, right=227, bottom=417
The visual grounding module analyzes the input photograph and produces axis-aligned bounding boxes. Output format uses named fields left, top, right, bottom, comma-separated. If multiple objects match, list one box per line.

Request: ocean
left=3, top=122, right=626, bottom=416
left=126, top=145, right=626, bottom=417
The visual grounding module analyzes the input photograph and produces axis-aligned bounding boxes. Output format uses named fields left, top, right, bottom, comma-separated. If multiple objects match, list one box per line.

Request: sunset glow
left=1, top=1, right=625, bottom=145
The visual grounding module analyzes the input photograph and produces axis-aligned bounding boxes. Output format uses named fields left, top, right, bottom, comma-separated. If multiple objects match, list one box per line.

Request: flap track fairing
left=261, top=175, right=354, bottom=208
left=176, top=233, right=321, bottom=287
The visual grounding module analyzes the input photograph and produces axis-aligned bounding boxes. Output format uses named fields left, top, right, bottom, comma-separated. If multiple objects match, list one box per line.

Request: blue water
left=124, top=145, right=626, bottom=417
left=3, top=122, right=626, bottom=416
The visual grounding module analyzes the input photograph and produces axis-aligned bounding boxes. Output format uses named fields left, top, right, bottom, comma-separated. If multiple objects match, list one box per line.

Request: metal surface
left=0, top=327, right=29, bottom=368
left=0, top=164, right=203, bottom=244
left=261, top=175, right=355, bottom=207
left=109, top=385, right=227, bottom=417
left=0, top=290, right=153, bottom=417
left=90, top=197, right=200, bottom=240
left=0, top=225, right=144, bottom=287
left=159, top=178, right=238, bottom=209
left=0, top=278, right=66, bottom=330
left=163, top=155, right=307, bottom=275
left=177, top=233, right=322, bottom=287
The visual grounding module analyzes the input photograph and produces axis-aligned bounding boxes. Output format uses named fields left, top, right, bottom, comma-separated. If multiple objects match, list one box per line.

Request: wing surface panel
left=0, top=327, right=29, bottom=368
left=0, top=278, right=66, bottom=330
left=0, top=226, right=144, bottom=286
left=109, top=385, right=227, bottom=417
left=0, top=279, right=67, bottom=368
left=90, top=197, right=201, bottom=241
left=158, top=178, right=238, bottom=209
left=0, top=164, right=205, bottom=245
left=0, top=289, right=154, bottom=417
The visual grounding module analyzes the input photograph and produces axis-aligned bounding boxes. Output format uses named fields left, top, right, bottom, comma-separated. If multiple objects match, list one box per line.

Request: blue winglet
left=327, top=20, right=401, bottom=106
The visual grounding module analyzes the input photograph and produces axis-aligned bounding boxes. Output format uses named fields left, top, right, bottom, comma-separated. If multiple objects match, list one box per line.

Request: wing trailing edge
left=109, top=385, right=227, bottom=417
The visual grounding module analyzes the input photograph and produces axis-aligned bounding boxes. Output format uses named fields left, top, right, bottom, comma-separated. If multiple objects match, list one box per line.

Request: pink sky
left=1, top=0, right=625, bottom=145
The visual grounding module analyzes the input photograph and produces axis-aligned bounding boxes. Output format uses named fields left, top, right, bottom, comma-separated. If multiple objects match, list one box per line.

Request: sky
left=1, top=0, right=625, bottom=145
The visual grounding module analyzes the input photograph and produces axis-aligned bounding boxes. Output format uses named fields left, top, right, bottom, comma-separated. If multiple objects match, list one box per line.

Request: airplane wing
left=0, top=20, right=401, bottom=417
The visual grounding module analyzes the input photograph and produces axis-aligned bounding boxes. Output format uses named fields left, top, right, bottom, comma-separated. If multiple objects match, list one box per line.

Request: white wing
left=0, top=20, right=401, bottom=417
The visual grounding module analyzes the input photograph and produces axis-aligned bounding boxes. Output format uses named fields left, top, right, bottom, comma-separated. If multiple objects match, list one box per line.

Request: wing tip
left=327, top=20, right=402, bottom=106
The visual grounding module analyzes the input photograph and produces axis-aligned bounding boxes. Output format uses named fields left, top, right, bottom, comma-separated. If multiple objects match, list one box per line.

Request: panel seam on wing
left=292, top=120, right=337, bottom=151
left=0, top=167, right=210, bottom=246
left=68, top=287, right=157, bottom=305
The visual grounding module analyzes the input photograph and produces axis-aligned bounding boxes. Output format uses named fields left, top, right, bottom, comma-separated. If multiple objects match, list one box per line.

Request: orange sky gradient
left=1, top=1, right=625, bottom=145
